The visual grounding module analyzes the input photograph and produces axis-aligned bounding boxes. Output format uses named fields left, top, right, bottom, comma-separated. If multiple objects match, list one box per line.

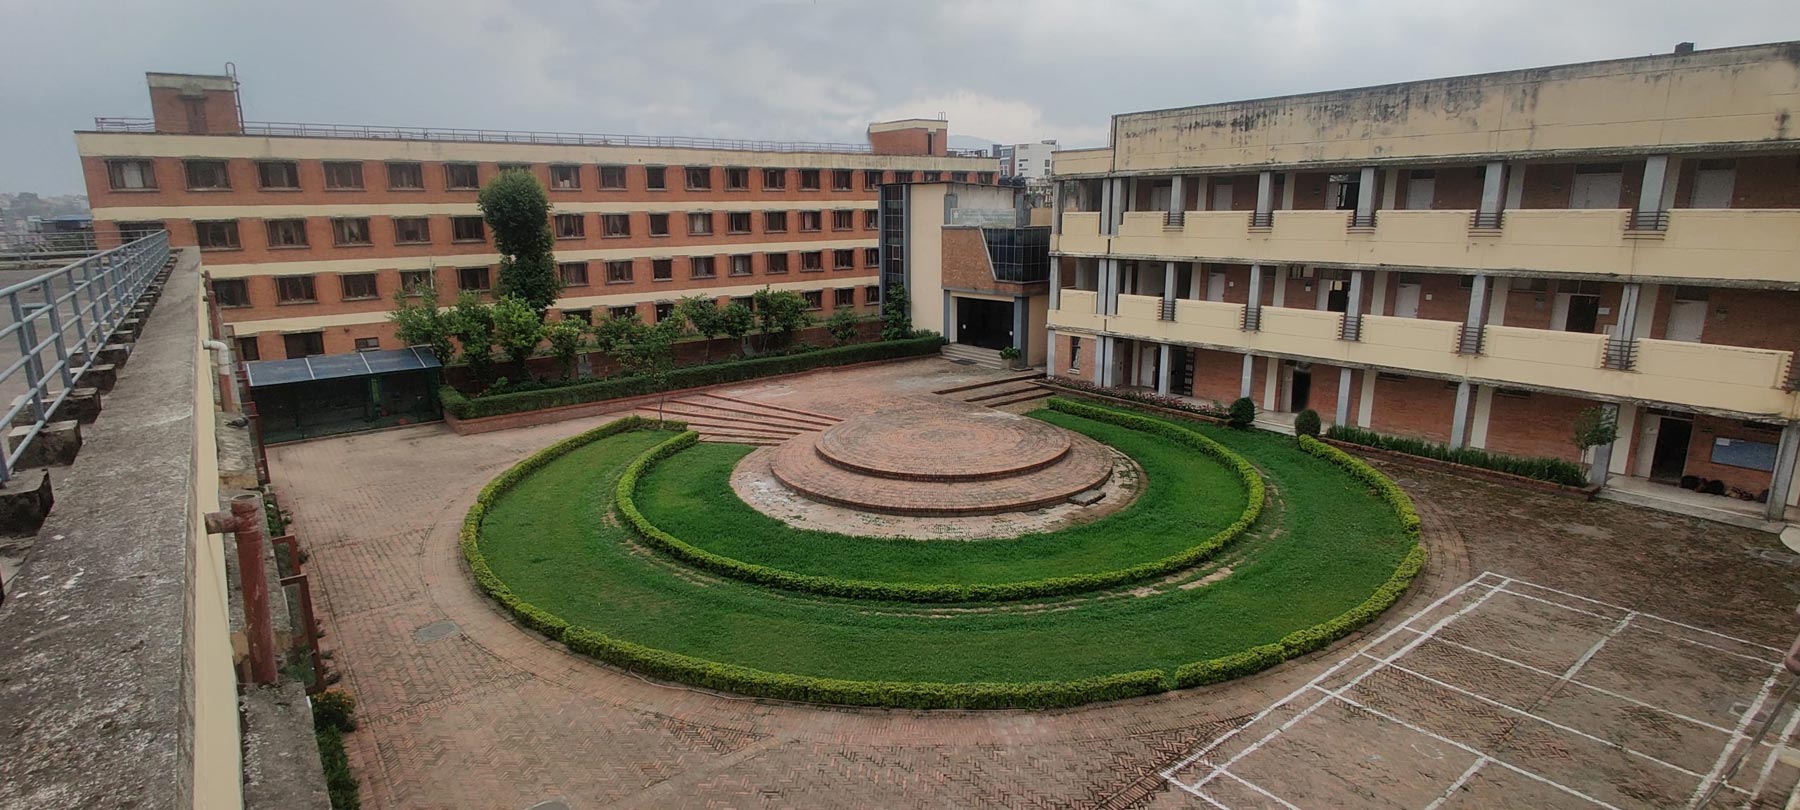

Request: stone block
left=0, top=468, right=54, bottom=535
left=82, top=363, right=117, bottom=393
left=9, top=420, right=82, bottom=468
left=72, top=344, right=131, bottom=370
left=10, top=389, right=101, bottom=427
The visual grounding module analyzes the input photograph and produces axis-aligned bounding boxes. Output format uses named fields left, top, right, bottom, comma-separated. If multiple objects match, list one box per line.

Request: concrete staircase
left=940, top=343, right=1009, bottom=369
left=933, top=373, right=1052, bottom=409
left=633, top=392, right=840, bottom=446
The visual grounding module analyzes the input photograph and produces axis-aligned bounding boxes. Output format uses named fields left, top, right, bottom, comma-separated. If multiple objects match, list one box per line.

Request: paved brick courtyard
left=268, top=358, right=1800, bottom=809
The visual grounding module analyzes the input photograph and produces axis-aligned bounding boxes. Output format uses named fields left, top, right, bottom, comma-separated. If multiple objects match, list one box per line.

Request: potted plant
left=998, top=345, right=1025, bottom=370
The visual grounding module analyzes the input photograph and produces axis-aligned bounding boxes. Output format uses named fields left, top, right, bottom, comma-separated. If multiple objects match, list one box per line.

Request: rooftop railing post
left=10, top=296, right=47, bottom=428
left=37, top=279, right=73, bottom=392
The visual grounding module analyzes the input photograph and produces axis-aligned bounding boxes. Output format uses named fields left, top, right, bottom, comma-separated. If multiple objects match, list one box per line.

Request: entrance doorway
left=1648, top=415, right=1693, bottom=484
left=1290, top=364, right=1313, bottom=412
left=1564, top=295, right=1600, bottom=334
left=1394, top=283, right=1422, bottom=318
left=955, top=297, right=1013, bottom=350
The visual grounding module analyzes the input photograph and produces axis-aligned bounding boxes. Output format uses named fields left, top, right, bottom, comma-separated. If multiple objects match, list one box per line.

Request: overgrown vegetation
left=1325, top=423, right=1587, bottom=486
left=881, top=283, right=913, bottom=340
left=1043, top=377, right=1228, bottom=419
left=311, top=690, right=360, bottom=810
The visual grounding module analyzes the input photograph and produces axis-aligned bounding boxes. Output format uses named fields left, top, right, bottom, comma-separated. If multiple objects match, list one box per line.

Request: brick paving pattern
left=267, top=357, right=1800, bottom=809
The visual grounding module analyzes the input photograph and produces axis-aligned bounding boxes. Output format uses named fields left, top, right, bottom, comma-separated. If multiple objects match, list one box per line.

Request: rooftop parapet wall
left=1110, top=41, right=1800, bottom=173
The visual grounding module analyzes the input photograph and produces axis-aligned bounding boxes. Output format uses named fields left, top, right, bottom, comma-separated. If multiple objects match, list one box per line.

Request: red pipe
left=206, top=493, right=278, bottom=685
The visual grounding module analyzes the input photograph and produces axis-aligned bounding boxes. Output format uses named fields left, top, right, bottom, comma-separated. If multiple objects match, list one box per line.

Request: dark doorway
left=1326, top=284, right=1350, bottom=313
left=956, top=297, right=1014, bottom=350
left=1290, top=365, right=1312, bottom=412
left=1565, top=295, right=1600, bottom=334
left=1649, top=416, right=1693, bottom=483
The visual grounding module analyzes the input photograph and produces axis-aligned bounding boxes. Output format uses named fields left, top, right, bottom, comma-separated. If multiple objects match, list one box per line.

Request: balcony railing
left=1470, top=211, right=1504, bottom=230
left=1249, top=211, right=1275, bottom=229
left=1339, top=313, right=1363, bottom=342
left=1242, top=304, right=1262, bottom=331
left=1456, top=323, right=1486, bottom=356
left=1349, top=211, right=1378, bottom=229
left=1627, top=209, right=1671, bottom=231
left=1603, top=337, right=1639, bottom=370
left=1164, top=211, right=1185, bottom=229
left=1158, top=298, right=1177, bottom=321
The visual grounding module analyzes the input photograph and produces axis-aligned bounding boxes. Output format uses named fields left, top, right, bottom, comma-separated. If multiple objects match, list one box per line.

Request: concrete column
left=1469, top=385, right=1496, bottom=449
left=1357, top=372, right=1377, bottom=427
left=1767, top=422, right=1800, bottom=521
left=943, top=290, right=953, bottom=338
left=1098, top=177, right=1113, bottom=235
left=1609, top=405, right=1637, bottom=476
left=1046, top=329, right=1057, bottom=375
left=1463, top=274, right=1490, bottom=351
left=1262, top=357, right=1280, bottom=410
left=1479, top=160, right=1507, bottom=217
left=1614, top=283, right=1644, bottom=340
left=1588, top=403, right=1622, bottom=488
left=1486, top=276, right=1510, bottom=326
left=1098, top=259, right=1113, bottom=315
left=1013, top=294, right=1028, bottom=361
left=1051, top=180, right=1063, bottom=236
left=1504, top=166, right=1526, bottom=210
left=1163, top=262, right=1177, bottom=305
left=1355, top=166, right=1378, bottom=222
left=1255, top=171, right=1275, bottom=221
left=1157, top=344, right=1172, bottom=396
left=1449, top=380, right=1474, bottom=449
left=1188, top=264, right=1203, bottom=299
left=1169, top=175, right=1184, bottom=214
left=1368, top=270, right=1390, bottom=316
left=1343, top=270, right=1366, bottom=340
left=1638, top=155, right=1671, bottom=215
left=1380, top=168, right=1400, bottom=209
left=1244, top=263, right=1264, bottom=330
left=1049, top=256, right=1062, bottom=311
left=1239, top=353, right=1255, bottom=399
left=1269, top=267, right=1287, bottom=308
left=1280, top=171, right=1297, bottom=210
left=1335, top=367, right=1354, bottom=425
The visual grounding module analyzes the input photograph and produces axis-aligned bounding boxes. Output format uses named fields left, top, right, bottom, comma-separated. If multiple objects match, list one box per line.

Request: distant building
left=991, top=140, right=1059, bottom=181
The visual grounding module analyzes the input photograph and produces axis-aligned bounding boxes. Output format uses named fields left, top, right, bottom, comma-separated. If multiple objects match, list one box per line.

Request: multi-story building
left=76, top=73, right=998, bottom=362
left=993, top=140, right=1059, bottom=181
left=1046, top=41, right=1800, bottom=523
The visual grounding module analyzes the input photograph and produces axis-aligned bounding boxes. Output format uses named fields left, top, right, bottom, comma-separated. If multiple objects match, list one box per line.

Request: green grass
left=632, top=411, right=1247, bottom=585
left=476, top=412, right=1412, bottom=684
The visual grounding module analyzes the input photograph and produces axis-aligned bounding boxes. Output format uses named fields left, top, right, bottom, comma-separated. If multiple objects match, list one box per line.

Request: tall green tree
left=751, top=287, right=811, bottom=351
left=491, top=296, right=545, bottom=369
left=718, top=302, right=754, bottom=356
left=543, top=318, right=588, bottom=380
left=449, top=292, right=497, bottom=385
left=675, top=295, right=725, bottom=361
left=477, top=170, right=560, bottom=315
left=387, top=281, right=455, bottom=363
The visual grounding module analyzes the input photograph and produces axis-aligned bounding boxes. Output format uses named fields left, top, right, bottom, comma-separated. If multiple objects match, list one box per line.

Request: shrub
left=491, top=295, right=545, bottom=367
left=1294, top=409, right=1321, bottom=439
left=1324, top=424, right=1586, bottom=487
left=881, top=283, right=913, bottom=340
left=387, top=282, right=455, bottom=363
left=310, top=689, right=361, bottom=809
left=752, top=286, right=811, bottom=350
left=998, top=345, right=1022, bottom=361
left=1228, top=397, right=1256, bottom=429
left=1042, top=378, right=1228, bottom=420
left=543, top=318, right=587, bottom=380
left=824, top=308, right=862, bottom=346
left=311, top=689, right=357, bottom=732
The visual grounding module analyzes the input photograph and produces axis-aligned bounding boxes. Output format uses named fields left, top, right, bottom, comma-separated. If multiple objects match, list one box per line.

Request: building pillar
left=1169, top=175, right=1184, bottom=214
left=1469, top=385, right=1495, bottom=449
left=1380, top=168, right=1400, bottom=210
left=1368, top=270, right=1390, bottom=316
left=1357, top=372, right=1377, bottom=427
left=1335, top=367, right=1354, bottom=425
left=1049, top=256, right=1063, bottom=311
left=1354, top=166, right=1378, bottom=223
left=1157, top=344, right=1172, bottom=396
left=1609, top=405, right=1637, bottom=476
left=1109, top=178, right=1127, bottom=235
left=1281, top=171, right=1297, bottom=210
left=1098, top=177, right=1113, bottom=235
left=1051, top=179, right=1064, bottom=236
left=1486, top=276, right=1510, bottom=325
left=1244, top=263, right=1264, bottom=330
left=1239, top=353, right=1255, bottom=400
left=1462, top=274, right=1489, bottom=353
left=1013, top=295, right=1028, bottom=362
left=943, top=290, right=953, bottom=339
left=1262, top=357, right=1280, bottom=411
left=1255, top=171, right=1275, bottom=223
left=1046, top=328, right=1057, bottom=375
left=1343, top=270, right=1366, bottom=340
left=1097, top=259, right=1113, bottom=315
left=1637, top=155, right=1673, bottom=221
left=1163, top=262, right=1177, bottom=307
left=1188, top=263, right=1203, bottom=299
left=1767, top=423, right=1800, bottom=521
left=1588, top=403, right=1622, bottom=488
left=1449, top=380, right=1473, bottom=449
left=1478, top=160, right=1507, bottom=222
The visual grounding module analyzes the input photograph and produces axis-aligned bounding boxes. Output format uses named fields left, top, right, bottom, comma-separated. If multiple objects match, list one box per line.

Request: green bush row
left=612, top=400, right=1265, bottom=603
left=1324, top=423, right=1586, bottom=487
left=443, top=335, right=945, bottom=419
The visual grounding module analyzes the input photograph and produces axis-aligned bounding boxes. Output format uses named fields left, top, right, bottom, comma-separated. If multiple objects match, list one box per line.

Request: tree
left=675, top=295, right=725, bottom=361
left=592, top=310, right=646, bottom=356
left=1572, top=406, right=1619, bottom=484
left=543, top=318, right=588, bottom=380
left=825, top=309, right=861, bottom=346
left=751, top=287, right=811, bottom=351
left=1228, top=397, right=1257, bottom=430
left=718, top=302, right=754, bottom=356
left=619, top=317, right=684, bottom=421
left=881, top=283, right=913, bottom=341
left=387, top=281, right=455, bottom=363
left=477, top=170, right=560, bottom=315
left=448, top=292, right=497, bottom=385
left=491, top=296, right=545, bottom=369
left=1294, top=409, right=1322, bottom=439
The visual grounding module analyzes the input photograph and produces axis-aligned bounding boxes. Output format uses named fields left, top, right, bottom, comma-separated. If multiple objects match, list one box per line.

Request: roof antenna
left=225, top=62, right=243, bottom=129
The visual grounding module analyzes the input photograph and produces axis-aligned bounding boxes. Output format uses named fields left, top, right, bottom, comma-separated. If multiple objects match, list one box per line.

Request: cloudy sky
left=3, top=0, right=1797, bottom=194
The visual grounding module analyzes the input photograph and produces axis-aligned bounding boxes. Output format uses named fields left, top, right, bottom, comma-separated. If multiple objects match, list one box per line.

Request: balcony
left=1055, top=208, right=1800, bottom=286
left=1049, top=293, right=1799, bottom=418
left=1053, top=148, right=1114, bottom=176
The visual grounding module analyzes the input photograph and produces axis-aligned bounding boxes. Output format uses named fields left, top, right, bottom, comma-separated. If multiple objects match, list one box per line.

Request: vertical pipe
left=228, top=493, right=278, bottom=685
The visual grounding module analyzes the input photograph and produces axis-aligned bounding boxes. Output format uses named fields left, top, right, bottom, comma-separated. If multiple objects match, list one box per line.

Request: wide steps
left=940, top=344, right=1008, bottom=369
left=633, top=391, right=839, bottom=446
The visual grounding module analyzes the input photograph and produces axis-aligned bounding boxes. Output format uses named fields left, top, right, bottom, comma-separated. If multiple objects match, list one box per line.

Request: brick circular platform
left=766, top=400, right=1114, bottom=516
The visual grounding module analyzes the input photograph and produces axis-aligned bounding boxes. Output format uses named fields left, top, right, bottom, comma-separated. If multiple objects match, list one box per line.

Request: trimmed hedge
left=612, top=399, right=1265, bottom=603
left=443, top=335, right=945, bottom=419
left=1325, top=423, right=1586, bottom=487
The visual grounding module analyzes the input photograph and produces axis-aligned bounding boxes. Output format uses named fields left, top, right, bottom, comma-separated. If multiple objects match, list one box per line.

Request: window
left=690, top=256, right=716, bottom=279
left=799, top=169, right=821, bottom=190
left=765, top=253, right=789, bottom=275
left=235, top=336, right=260, bottom=362
left=262, top=218, right=308, bottom=248
left=332, top=218, right=372, bottom=246
left=354, top=337, right=381, bottom=352
left=117, top=221, right=165, bottom=240
left=726, top=167, right=749, bottom=190
left=560, top=261, right=591, bottom=286
left=283, top=332, right=325, bottom=359
left=549, top=164, right=582, bottom=189
left=400, top=270, right=434, bottom=295
left=832, top=169, right=853, bottom=191
left=831, top=288, right=854, bottom=308
left=562, top=309, right=592, bottom=324
left=864, top=247, right=879, bottom=267
left=323, top=161, right=364, bottom=190
left=498, top=162, right=531, bottom=174
left=600, top=165, right=627, bottom=189
left=832, top=210, right=853, bottom=230
left=687, top=212, right=714, bottom=236
left=387, top=162, right=424, bottom=190
left=1068, top=337, right=1081, bottom=371
left=646, top=166, right=667, bottom=190
left=213, top=279, right=249, bottom=308
left=864, top=285, right=881, bottom=305
left=685, top=167, right=712, bottom=190
left=445, top=163, right=480, bottom=190
left=276, top=275, right=317, bottom=303
left=833, top=249, right=855, bottom=270
left=602, top=213, right=630, bottom=238
left=655, top=302, right=676, bottom=323
left=554, top=213, right=585, bottom=239
left=977, top=172, right=993, bottom=184
left=764, top=211, right=788, bottom=233
left=763, top=168, right=786, bottom=189
left=799, top=211, right=822, bottom=232
left=727, top=212, right=751, bottom=234
left=604, top=260, right=632, bottom=284
left=652, top=259, right=673, bottom=281
left=458, top=266, right=491, bottom=292
left=393, top=217, right=431, bottom=244
left=195, top=220, right=240, bottom=250
left=340, top=273, right=378, bottom=300
left=729, top=254, right=752, bottom=276
left=864, top=209, right=878, bottom=230
left=801, top=251, right=823, bottom=272
left=924, top=171, right=942, bottom=182
left=648, top=213, right=670, bottom=237
left=185, top=160, right=231, bottom=190
left=257, top=161, right=300, bottom=190
left=951, top=171, right=968, bottom=182
left=451, top=216, right=486, bottom=242
left=863, top=170, right=882, bottom=190
left=609, top=305, right=638, bottom=320
left=802, top=290, right=823, bottom=310
left=894, top=170, right=914, bottom=183
left=107, top=159, right=156, bottom=190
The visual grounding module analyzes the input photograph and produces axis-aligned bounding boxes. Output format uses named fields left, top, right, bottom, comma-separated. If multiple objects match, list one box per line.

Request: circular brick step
left=812, top=401, right=1072, bottom=482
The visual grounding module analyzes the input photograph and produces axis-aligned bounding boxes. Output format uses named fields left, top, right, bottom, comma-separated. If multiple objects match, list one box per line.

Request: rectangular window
left=951, top=171, right=968, bottom=182
left=894, top=170, right=913, bottom=183
left=554, top=213, right=586, bottom=239
left=400, top=270, right=434, bottom=295
left=1069, top=337, right=1081, bottom=371
left=387, top=162, right=424, bottom=190
left=560, top=261, right=590, bottom=286
left=685, top=166, right=712, bottom=190
left=864, top=209, right=878, bottom=230
left=802, top=290, right=823, bottom=310
left=451, top=216, right=486, bottom=242
left=687, top=212, right=713, bottom=236
left=354, top=337, right=381, bottom=352
left=763, top=168, right=786, bottom=189
left=213, top=278, right=249, bottom=308
left=195, top=220, right=240, bottom=250
left=609, top=306, right=638, bottom=320
left=801, top=251, right=823, bottom=272
left=235, top=335, right=260, bottom=362
left=323, top=161, right=364, bottom=190
left=393, top=217, right=431, bottom=244
left=604, top=260, right=632, bottom=284
left=648, top=213, right=670, bottom=237
left=729, top=254, right=752, bottom=276
left=832, top=169, right=853, bottom=191
left=652, top=259, right=673, bottom=281
left=264, top=219, right=309, bottom=248
left=549, top=164, right=582, bottom=189
left=445, top=162, right=480, bottom=190
left=562, top=309, right=592, bottom=324
left=690, top=256, right=716, bottom=279
left=835, top=288, right=855, bottom=308
left=923, top=171, right=942, bottom=182
left=833, top=249, right=855, bottom=270
left=283, top=332, right=325, bottom=359
left=726, top=167, right=749, bottom=190
left=498, top=162, right=531, bottom=174
left=864, top=285, right=881, bottom=305
left=185, top=160, right=231, bottom=190
left=977, top=172, right=993, bottom=184
left=799, top=169, right=821, bottom=190
left=799, top=211, right=822, bottom=232
left=863, top=169, right=882, bottom=190
left=599, top=165, right=627, bottom=189
left=832, top=210, right=853, bottom=231
left=459, top=266, right=491, bottom=292
left=332, top=218, right=372, bottom=246
left=764, top=211, right=788, bottom=233
left=646, top=166, right=667, bottom=190
left=727, top=212, right=751, bottom=234
left=340, top=273, right=378, bottom=300
left=656, top=302, right=676, bottom=323
left=117, top=220, right=165, bottom=240
left=107, top=159, right=156, bottom=190
left=765, top=253, right=789, bottom=275
left=602, top=213, right=630, bottom=238
left=276, top=275, right=317, bottom=303
left=257, top=161, right=300, bottom=190
left=863, top=247, right=879, bottom=267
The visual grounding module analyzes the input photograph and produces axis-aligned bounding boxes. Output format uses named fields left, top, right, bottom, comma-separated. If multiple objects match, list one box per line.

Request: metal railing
left=1470, top=211, right=1505, bottom=230
left=1350, top=211, right=1379, bottom=228
left=1627, top=209, right=1671, bottom=231
left=1242, top=304, right=1263, bottom=331
left=1603, top=337, right=1640, bottom=371
left=1163, top=211, right=1185, bottom=229
left=0, top=231, right=168, bottom=484
left=1158, top=299, right=1178, bottom=321
left=1339, top=313, right=1363, bottom=342
left=1456, top=323, right=1486, bottom=355
left=1787, top=356, right=1800, bottom=392
left=1249, top=211, right=1275, bottom=229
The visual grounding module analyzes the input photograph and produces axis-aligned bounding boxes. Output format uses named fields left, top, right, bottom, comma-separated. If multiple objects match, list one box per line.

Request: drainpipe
left=202, top=339, right=234, bottom=411
left=205, top=493, right=277, bottom=685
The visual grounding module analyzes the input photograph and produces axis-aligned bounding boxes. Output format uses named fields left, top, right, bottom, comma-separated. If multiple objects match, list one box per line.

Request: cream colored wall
left=189, top=277, right=242, bottom=810
left=1026, top=295, right=1048, bottom=365
left=1053, top=149, right=1114, bottom=176
left=1111, top=43, right=1800, bottom=172
left=907, top=185, right=947, bottom=335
